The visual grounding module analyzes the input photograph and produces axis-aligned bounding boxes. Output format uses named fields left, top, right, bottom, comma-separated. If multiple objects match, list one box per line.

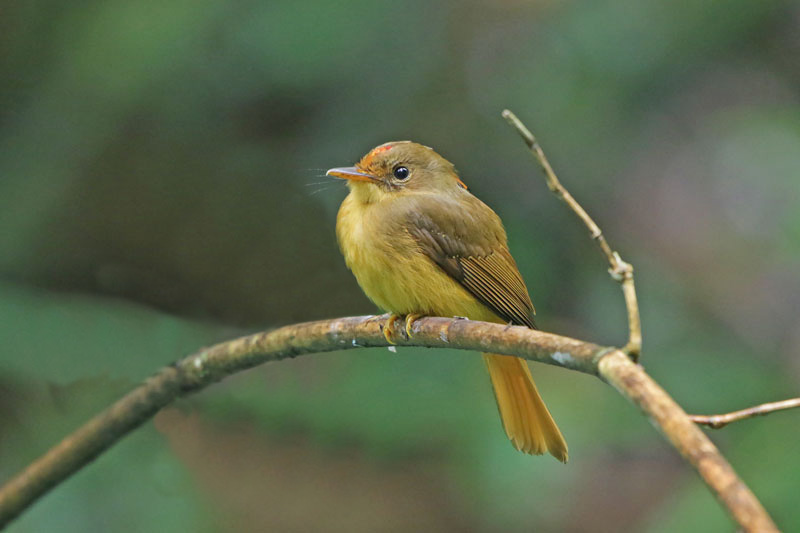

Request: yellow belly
left=335, top=184, right=567, bottom=460
left=337, top=192, right=500, bottom=323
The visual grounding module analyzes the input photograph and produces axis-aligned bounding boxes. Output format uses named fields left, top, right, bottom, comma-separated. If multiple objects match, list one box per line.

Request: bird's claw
left=404, top=314, right=425, bottom=338
left=381, top=313, right=426, bottom=343
left=382, top=314, right=402, bottom=344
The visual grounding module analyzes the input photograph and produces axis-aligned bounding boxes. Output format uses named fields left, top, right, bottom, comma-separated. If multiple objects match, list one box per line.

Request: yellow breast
left=336, top=192, right=498, bottom=322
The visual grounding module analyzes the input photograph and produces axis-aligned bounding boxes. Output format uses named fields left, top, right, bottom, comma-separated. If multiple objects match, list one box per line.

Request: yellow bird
left=328, top=141, right=567, bottom=461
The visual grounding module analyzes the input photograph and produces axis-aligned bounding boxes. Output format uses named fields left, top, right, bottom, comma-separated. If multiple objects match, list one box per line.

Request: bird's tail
left=483, top=353, right=568, bottom=462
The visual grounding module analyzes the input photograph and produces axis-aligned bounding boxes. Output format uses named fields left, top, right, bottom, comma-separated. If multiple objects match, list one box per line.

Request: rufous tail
left=483, top=353, right=568, bottom=462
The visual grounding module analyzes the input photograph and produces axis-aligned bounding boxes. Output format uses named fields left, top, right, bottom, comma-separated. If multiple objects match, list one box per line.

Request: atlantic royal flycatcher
left=327, top=141, right=567, bottom=461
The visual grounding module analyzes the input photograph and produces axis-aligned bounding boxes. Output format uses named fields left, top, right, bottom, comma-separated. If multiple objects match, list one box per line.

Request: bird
left=327, top=141, right=567, bottom=461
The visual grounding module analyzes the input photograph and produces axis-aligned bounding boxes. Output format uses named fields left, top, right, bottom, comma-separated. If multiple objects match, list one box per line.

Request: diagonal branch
left=502, top=110, right=642, bottom=359
left=690, top=398, right=800, bottom=429
left=0, top=316, right=778, bottom=532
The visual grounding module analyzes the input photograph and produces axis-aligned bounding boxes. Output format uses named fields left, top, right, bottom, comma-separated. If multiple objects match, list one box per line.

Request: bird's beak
left=326, top=167, right=378, bottom=182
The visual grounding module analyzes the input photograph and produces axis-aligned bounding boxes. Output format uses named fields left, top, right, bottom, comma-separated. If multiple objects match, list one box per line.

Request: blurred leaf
left=0, top=281, right=233, bottom=381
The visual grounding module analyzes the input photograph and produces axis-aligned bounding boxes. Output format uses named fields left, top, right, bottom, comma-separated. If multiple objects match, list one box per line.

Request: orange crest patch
left=360, top=144, right=394, bottom=167
left=372, top=144, right=394, bottom=154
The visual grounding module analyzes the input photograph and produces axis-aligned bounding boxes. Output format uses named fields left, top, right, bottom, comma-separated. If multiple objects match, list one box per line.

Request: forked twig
left=501, top=110, right=798, bottom=437
left=502, top=109, right=642, bottom=359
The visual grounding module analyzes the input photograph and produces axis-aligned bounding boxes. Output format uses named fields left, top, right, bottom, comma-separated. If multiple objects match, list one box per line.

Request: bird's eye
left=393, top=166, right=410, bottom=180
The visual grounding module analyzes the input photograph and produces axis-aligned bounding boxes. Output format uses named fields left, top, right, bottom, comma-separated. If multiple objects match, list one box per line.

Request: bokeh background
left=2, top=1, right=799, bottom=531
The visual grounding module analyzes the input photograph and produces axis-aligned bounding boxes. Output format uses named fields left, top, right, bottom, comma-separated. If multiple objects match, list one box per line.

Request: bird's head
left=327, top=141, right=468, bottom=204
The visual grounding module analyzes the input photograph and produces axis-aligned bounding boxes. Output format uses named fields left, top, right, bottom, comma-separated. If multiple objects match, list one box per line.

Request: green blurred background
left=2, top=1, right=799, bottom=531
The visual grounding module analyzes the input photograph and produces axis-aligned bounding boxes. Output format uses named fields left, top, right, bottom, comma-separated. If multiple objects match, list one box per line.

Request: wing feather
left=407, top=199, right=536, bottom=328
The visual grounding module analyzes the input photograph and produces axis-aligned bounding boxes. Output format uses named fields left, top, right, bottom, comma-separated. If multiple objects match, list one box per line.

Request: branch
left=0, top=114, right=779, bottom=532
left=0, top=316, right=778, bottom=532
left=502, top=110, right=642, bottom=359
left=497, top=110, right=776, bottom=530
left=690, top=398, right=800, bottom=429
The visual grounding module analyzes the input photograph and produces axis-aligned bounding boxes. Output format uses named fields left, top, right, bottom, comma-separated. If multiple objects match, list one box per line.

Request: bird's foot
left=381, top=314, right=402, bottom=344
left=404, top=314, right=425, bottom=339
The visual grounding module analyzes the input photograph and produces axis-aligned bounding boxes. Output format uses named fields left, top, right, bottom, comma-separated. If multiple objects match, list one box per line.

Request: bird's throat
left=347, top=181, right=387, bottom=205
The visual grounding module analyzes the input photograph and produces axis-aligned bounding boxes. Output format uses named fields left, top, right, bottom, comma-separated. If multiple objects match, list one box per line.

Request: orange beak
left=326, top=166, right=378, bottom=182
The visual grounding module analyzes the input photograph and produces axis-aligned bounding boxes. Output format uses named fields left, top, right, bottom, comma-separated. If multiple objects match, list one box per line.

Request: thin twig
left=500, top=109, right=777, bottom=530
left=690, top=398, right=800, bottom=429
left=502, top=110, right=642, bottom=359
left=0, top=316, right=778, bottom=532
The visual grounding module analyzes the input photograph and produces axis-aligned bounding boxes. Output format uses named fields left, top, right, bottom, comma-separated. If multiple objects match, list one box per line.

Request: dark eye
left=393, top=166, right=410, bottom=180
